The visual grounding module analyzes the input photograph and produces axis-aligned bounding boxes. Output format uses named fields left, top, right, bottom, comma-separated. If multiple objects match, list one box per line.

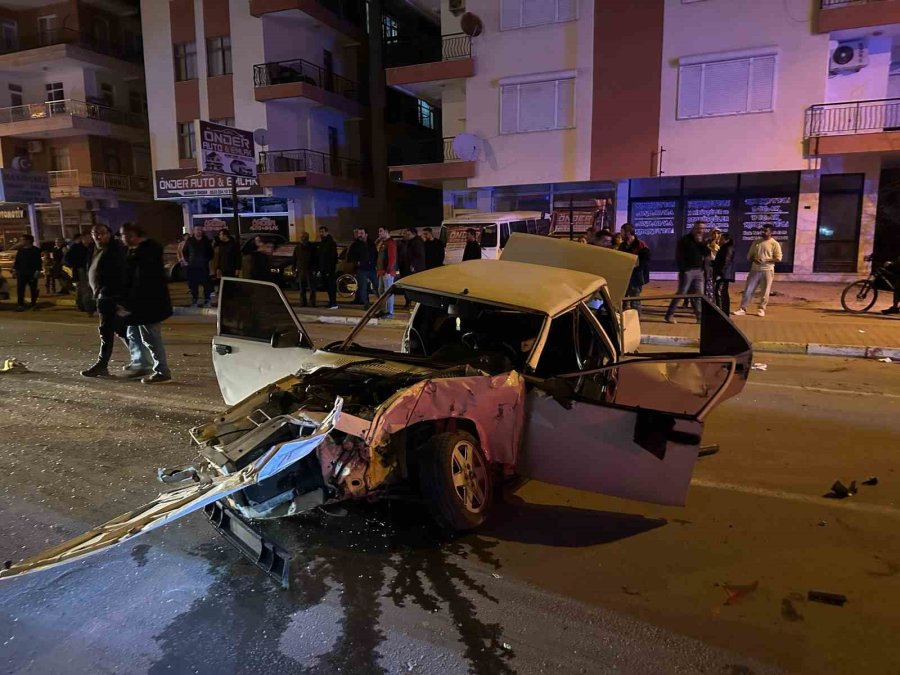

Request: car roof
left=395, top=259, right=606, bottom=316
left=441, top=211, right=544, bottom=226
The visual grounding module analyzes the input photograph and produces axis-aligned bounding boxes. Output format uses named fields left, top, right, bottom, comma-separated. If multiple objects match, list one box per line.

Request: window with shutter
left=501, top=0, right=576, bottom=30
left=501, top=85, right=519, bottom=134
left=556, top=78, right=575, bottom=128
left=523, top=0, right=555, bottom=27
left=677, top=53, right=776, bottom=119
left=500, top=77, right=576, bottom=134
left=500, top=0, right=522, bottom=30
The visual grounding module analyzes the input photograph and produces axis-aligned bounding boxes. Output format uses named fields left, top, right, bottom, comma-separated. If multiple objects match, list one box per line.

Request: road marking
left=748, top=381, right=900, bottom=399
left=693, top=479, right=900, bottom=519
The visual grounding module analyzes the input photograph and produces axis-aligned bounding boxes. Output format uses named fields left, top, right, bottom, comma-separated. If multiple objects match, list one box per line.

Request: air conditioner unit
left=830, top=40, right=868, bottom=75
left=26, top=140, right=43, bottom=154
left=449, top=0, right=465, bottom=16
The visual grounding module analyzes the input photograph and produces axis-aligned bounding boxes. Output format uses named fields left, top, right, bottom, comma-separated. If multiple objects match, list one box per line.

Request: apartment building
left=0, top=0, right=176, bottom=247
left=142, top=0, right=442, bottom=241
left=385, top=0, right=900, bottom=280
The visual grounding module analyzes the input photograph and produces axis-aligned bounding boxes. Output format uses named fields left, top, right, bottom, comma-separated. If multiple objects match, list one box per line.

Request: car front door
left=519, top=303, right=749, bottom=507
left=213, top=277, right=316, bottom=405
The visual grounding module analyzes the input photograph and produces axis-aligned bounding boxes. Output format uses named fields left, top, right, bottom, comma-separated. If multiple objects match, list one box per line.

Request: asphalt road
left=0, top=307, right=898, bottom=674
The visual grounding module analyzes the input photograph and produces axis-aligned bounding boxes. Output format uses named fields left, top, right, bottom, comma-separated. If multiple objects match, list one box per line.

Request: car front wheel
left=419, top=431, right=492, bottom=531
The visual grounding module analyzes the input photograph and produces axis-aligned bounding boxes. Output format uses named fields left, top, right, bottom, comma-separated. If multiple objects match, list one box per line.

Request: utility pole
left=367, top=0, right=388, bottom=231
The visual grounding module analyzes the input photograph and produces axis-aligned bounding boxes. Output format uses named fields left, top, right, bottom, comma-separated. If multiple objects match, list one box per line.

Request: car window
left=535, top=306, right=613, bottom=378
left=586, top=288, right=620, bottom=355
left=219, top=278, right=301, bottom=342
left=480, top=225, right=497, bottom=248
left=499, top=223, right=510, bottom=248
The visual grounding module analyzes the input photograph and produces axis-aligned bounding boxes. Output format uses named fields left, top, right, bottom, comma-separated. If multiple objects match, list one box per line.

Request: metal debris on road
left=0, top=358, right=28, bottom=373
left=699, top=444, right=720, bottom=458
left=878, top=357, right=893, bottom=363
left=826, top=480, right=857, bottom=499
left=723, top=580, right=758, bottom=605
left=862, top=477, right=879, bottom=486
left=781, top=597, right=804, bottom=622
left=751, top=363, right=768, bottom=371
left=808, top=590, right=847, bottom=607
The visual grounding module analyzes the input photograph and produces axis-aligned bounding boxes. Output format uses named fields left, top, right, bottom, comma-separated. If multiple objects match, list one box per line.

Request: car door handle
left=215, top=344, right=232, bottom=355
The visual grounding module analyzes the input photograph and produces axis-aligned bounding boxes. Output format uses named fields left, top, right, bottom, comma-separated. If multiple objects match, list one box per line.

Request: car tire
left=419, top=431, right=492, bottom=532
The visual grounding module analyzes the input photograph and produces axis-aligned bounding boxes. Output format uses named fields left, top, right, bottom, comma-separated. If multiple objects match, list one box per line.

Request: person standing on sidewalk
left=463, top=228, right=482, bottom=260
left=119, top=223, right=173, bottom=384
left=211, top=229, right=241, bottom=281
left=376, top=226, right=398, bottom=318
left=13, top=234, right=41, bottom=311
left=292, top=231, right=318, bottom=307
left=65, top=232, right=93, bottom=314
left=734, top=225, right=783, bottom=317
left=712, top=232, right=735, bottom=315
left=182, top=226, right=214, bottom=307
left=318, top=226, right=338, bottom=309
left=81, top=224, right=128, bottom=377
left=618, top=223, right=650, bottom=311
left=423, top=227, right=445, bottom=269
left=665, top=221, right=708, bottom=324
left=405, top=228, right=426, bottom=273
left=51, top=238, right=68, bottom=294
left=348, top=229, right=377, bottom=308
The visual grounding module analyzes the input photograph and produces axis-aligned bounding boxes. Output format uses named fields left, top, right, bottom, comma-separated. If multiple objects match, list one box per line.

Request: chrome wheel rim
left=450, top=440, right=488, bottom=513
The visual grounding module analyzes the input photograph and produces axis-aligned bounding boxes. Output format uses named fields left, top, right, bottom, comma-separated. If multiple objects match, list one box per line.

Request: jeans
left=624, top=283, right=643, bottom=312
left=320, top=270, right=337, bottom=307
left=666, top=268, right=703, bottom=319
left=356, top=269, right=376, bottom=308
left=186, top=267, right=212, bottom=304
left=377, top=273, right=395, bottom=316
left=741, top=269, right=775, bottom=311
left=16, top=276, right=38, bottom=307
left=715, top=279, right=731, bottom=315
left=127, top=323, right=170, bottom=376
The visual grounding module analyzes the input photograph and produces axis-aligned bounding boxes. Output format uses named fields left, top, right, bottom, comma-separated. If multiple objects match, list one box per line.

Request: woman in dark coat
left=712, top=233, right=735, bottom=315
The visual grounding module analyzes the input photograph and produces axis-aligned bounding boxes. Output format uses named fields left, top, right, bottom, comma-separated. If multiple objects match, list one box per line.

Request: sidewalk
left=4, top=279, right=898, bottom=360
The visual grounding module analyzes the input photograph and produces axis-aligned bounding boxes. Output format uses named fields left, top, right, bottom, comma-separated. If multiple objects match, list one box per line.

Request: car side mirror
left=271, top=327, right=302, bottom=348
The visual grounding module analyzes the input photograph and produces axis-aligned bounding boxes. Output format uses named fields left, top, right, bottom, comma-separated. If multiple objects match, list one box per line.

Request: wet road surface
left=1, top=307, right=898, bottom=673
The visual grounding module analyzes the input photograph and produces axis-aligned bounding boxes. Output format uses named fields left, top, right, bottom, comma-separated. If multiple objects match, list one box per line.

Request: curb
left=640, top=334, right=899, bottom=361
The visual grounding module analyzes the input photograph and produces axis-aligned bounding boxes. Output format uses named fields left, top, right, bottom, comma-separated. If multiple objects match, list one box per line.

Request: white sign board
left=0, top=169, right=50, bottom=204
left=195, top=120, right=257, bottom=179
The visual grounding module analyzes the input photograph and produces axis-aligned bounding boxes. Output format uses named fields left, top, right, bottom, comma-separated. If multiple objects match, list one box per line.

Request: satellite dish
left=253, top=128, right=269, bottom=146
left=460, top=12, right=483, bottom=37
left=451, top=133, right=483, bottom=162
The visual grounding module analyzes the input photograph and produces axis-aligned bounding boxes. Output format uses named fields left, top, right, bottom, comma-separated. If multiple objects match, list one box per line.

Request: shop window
left=174, top=42, right=198, bottom=82
left=207, top=36, right=232, bottom=77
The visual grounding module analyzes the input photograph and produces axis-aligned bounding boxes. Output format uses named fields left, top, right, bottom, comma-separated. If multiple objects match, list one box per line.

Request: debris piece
left=818, top=521, right=827, bottom=527
left=0, top=358, right=27, bottom=373
left=502, top=643, right=512, bottom=651
left=862, top=477, right=879, bottom=486
left=491, top=572, right=502, bottom=579
left=751, top=363, right=768, bottom=371
left=858, top=330, right=866, bottom=334
left=878, top=357, right=893, bottom=364
left=622, top=586, right=641, bottom=596
left=699, top=444, right=720, bottom=458
left=781, top=597, right=804, bottom=622
left=826, top=480, right=857, bottom=499
left=808, top=590, right=847, bottom=606
left=723, top=580, right=758, bottom=605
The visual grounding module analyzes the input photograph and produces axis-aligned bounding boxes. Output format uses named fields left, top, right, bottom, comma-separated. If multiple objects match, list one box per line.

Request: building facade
left=386, top=0, right=900, bottom=280
left=0, top=0, right=178, bottom=248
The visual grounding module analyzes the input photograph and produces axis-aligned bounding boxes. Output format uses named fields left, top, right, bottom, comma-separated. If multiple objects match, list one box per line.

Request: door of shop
left=814, top=174, right=864, bottom=273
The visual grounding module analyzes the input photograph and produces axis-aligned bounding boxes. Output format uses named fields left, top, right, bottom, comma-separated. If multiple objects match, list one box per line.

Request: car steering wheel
left=407, top=326, right=427, bottom=355
left=461, top=332, right=520, bottom=367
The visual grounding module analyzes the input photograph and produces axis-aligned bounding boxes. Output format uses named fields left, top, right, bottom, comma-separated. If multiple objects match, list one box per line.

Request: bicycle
left=840, top=255, right=897, bottom=313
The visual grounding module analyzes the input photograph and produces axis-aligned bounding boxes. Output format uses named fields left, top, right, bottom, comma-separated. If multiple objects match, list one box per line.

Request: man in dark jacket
left=120, top=223, right=173, bottom=384
left=13, top=234, right=41, bottom=311
left=664, top=221, right=708, bottom=324
left=317, top=226, right=338, bottom=309
left=712, top=233, right=736, bottom=315
left=462, top=228, right=482, bottom=261
left=64, top=232, right=94, bottom=313
left=211, top=229, right=241, bottom=280
left=405, top=227, right=426, bottom=273
left=81, top=224, right=128, bottom=377
left=182, top=225, right=214, bottom=307
left=293, top=231, right=318, bottom=307
left=618, top=223, right=650, bottom=311
left=243, top=236, right=273, bottom=282
left=423, top=227, right=445, bottom=269
left=347, top=229, right=377, bottom=308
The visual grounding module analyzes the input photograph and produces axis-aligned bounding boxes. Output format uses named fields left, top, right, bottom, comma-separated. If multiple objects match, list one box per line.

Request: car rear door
left=213, top=277, right=316, bottom=405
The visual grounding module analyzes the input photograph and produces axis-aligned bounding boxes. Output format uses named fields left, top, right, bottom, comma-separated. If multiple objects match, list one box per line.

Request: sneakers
left=756, top=309, right=766, bottom=317
left=733, top=308, right=747, bottom=316
left=328, top=305, right=339, bottom=310
left=81, top=363, right=110, bottom=378
left=125, top=368, right=153, bottom=379
left=141, top=372, right=172, bottom=384
left=882, top=306, right=900, bottom=315
left=15, top=305, right=25, bottom=312
left=664, top=315, right=677, bottom=324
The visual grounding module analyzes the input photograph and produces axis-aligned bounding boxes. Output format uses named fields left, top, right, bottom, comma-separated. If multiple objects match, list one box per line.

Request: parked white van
left=440, top=211, right=547, bottom=264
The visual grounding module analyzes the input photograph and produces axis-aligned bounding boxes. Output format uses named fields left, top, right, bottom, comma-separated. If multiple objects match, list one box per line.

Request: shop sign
left=196, top=120, right=257, bottom=179
left=0, top=207, right=25, bottom=219
left=155, top=168, right=263, bottom=199
left=0, top=169, right=50, bottom=204
left=240, top=215, right=289, bottom=239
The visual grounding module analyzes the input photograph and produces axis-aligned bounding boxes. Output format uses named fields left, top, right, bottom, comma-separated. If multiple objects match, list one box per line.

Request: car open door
left=520, top=354, right=744, bottom=506
left=213, top=277, right=316, bottom=405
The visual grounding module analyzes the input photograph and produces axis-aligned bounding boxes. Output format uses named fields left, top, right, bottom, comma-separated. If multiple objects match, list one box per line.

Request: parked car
left=440, top=211, right=548, bottom=264
left=0, top=235, right=751, bottom=585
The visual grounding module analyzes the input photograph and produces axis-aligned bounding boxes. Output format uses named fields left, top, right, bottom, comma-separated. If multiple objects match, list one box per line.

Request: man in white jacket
left=734, top=225, right=783, bottom=317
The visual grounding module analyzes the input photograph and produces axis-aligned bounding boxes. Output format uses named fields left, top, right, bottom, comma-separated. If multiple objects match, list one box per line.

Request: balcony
left=388, top=137, right=476, bottom=187
left=249, top=0, right=365, bottom=44
left=385, top=34, right=474, bottom=99
left=253, top=59, right=362, bottom=117
left=805, top=98, right=900, bottom=154
left=815, top=0, right=900, bottom=33
left=258, top=148, right=361, bottom=191
left=0, top=100, right=147, bottom=141
left=0, top=28, right=143, bottom=76
left=48, top=170, right=152, bottom=201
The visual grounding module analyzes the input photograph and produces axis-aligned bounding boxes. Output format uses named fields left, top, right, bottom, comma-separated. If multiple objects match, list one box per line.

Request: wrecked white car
left=0, top=235, right=751, bottom=586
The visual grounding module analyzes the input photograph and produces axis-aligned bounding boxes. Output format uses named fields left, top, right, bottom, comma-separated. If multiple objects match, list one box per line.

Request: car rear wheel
left=419, top=431, right=492, bottom=531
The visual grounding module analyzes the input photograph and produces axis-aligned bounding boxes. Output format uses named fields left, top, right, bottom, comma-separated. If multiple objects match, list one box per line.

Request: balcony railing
left=0, top=99, right=147, bottom=128
left=384, top=33, right=472, bottom=69
left=258, top=149, right=361, bottom=180
left=253, top=59, right=358, bottom=101
left=48, top=170, right=151, bottom=193
left=0, top=27, right=142, bottom=63
left=388, top=137, right=460, bottom=165
left=805, top=98, right=900, bottom=137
